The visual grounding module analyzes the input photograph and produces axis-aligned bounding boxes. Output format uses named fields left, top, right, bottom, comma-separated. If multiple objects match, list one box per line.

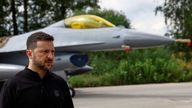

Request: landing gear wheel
left=0, top=81, right=5, bottom=90
left=69, top=87, right=75, bottom=97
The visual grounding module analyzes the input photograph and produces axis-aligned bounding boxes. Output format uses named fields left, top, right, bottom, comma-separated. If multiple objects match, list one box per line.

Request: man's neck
left=28, top=65, right=47, bottom=79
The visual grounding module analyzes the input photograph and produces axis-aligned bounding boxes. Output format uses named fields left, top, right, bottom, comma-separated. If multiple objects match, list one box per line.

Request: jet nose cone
left=124, top=30, right=175, bottom=48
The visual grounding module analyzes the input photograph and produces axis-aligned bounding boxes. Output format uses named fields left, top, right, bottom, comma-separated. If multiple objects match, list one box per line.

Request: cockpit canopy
left=64, top=15, right=115, bottom=29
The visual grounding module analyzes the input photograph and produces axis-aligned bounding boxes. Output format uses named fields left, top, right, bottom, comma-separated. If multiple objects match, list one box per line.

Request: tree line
left=156, top=0, right=192, bottom=59
left=0, top=0, right=99, bottom=36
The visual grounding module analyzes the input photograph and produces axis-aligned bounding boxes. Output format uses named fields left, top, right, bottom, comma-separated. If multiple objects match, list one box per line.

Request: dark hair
left=26, top=31, right=54, bottom=50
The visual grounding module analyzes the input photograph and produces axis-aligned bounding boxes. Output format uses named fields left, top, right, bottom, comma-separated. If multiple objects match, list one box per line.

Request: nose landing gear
left=69, top=87, right=75, bottom=97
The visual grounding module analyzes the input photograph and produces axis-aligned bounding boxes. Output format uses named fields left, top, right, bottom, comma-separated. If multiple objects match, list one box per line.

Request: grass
left=69, top=47, right=192, bottom=87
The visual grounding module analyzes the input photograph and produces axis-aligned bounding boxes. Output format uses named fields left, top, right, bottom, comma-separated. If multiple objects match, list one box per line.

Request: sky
left=99, top=0, right=166, bottom=35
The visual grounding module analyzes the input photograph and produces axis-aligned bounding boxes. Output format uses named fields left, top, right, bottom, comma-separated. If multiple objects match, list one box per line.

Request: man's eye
left=43, top=50, right=49, bottom=53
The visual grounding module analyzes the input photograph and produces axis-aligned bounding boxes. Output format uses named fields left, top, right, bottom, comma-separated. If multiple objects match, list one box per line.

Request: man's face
left=30, top=41, right=55, bottom=71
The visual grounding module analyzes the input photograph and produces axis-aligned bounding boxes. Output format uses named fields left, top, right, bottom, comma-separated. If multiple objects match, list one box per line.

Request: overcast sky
left=99, top=0, right=166, bottom=35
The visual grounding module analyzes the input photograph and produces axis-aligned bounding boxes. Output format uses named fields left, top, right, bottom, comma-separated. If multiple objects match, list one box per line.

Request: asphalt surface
left=73, top=82, right=192, bottom=108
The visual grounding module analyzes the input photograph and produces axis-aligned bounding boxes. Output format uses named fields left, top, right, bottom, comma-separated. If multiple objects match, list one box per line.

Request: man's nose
left=48, top=52, right=54, bottom=59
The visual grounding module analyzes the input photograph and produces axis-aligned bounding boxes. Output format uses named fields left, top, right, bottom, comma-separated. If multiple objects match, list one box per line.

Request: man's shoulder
left=5, top=69, right=26, bottom=86
left=48, top=72, right=68, bottom=86
left=13, top=69, right=26, bottom=80
left=49, top=72, right=65, bottom=81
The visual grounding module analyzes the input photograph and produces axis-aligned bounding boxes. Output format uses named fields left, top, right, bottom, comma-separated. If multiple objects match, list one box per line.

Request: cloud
left=99, top=0, right=166, bottom=35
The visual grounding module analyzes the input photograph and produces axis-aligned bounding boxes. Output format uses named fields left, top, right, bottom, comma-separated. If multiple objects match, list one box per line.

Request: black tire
left=69, top=87, right=75, bottom=97
left=0, top=81, right=5, bottom=91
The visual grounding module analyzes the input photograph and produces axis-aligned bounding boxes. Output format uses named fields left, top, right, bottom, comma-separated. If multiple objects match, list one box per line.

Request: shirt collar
left=24, top=66, right=51, bottom=81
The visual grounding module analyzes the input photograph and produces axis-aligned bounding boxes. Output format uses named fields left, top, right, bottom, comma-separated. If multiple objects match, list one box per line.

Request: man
left=0, top=32, right=74, bottom=108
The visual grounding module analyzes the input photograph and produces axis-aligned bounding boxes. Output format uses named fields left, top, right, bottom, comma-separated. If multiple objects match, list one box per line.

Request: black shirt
left=0, top=67, right=74, bottom=108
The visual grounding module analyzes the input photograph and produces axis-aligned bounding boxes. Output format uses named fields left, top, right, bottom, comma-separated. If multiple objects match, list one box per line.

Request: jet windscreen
left=64, top=15, right=115, bottom=29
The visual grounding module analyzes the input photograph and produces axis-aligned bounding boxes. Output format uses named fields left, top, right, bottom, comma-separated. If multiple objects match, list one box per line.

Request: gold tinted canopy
left=64, top=15, right=115, bottom=29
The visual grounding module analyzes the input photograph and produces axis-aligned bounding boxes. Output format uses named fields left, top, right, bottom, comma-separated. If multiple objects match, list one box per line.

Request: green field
left=69, top=47, right=192, bottom=87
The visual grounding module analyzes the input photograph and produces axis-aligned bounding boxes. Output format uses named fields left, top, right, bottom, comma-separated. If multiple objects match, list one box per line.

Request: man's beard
left=32, top=55, right=53, bottom=72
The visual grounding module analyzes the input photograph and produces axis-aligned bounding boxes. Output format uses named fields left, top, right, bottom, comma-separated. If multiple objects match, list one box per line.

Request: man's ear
left=26, top=49, right=33, bottom=59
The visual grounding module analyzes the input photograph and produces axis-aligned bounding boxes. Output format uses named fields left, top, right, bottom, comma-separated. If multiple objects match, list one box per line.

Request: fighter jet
left=0, top=15, right=176, bottom=97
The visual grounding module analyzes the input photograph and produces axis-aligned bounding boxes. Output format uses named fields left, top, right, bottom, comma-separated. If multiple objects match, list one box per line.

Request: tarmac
left=73, top=82, right=192, bottom=108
